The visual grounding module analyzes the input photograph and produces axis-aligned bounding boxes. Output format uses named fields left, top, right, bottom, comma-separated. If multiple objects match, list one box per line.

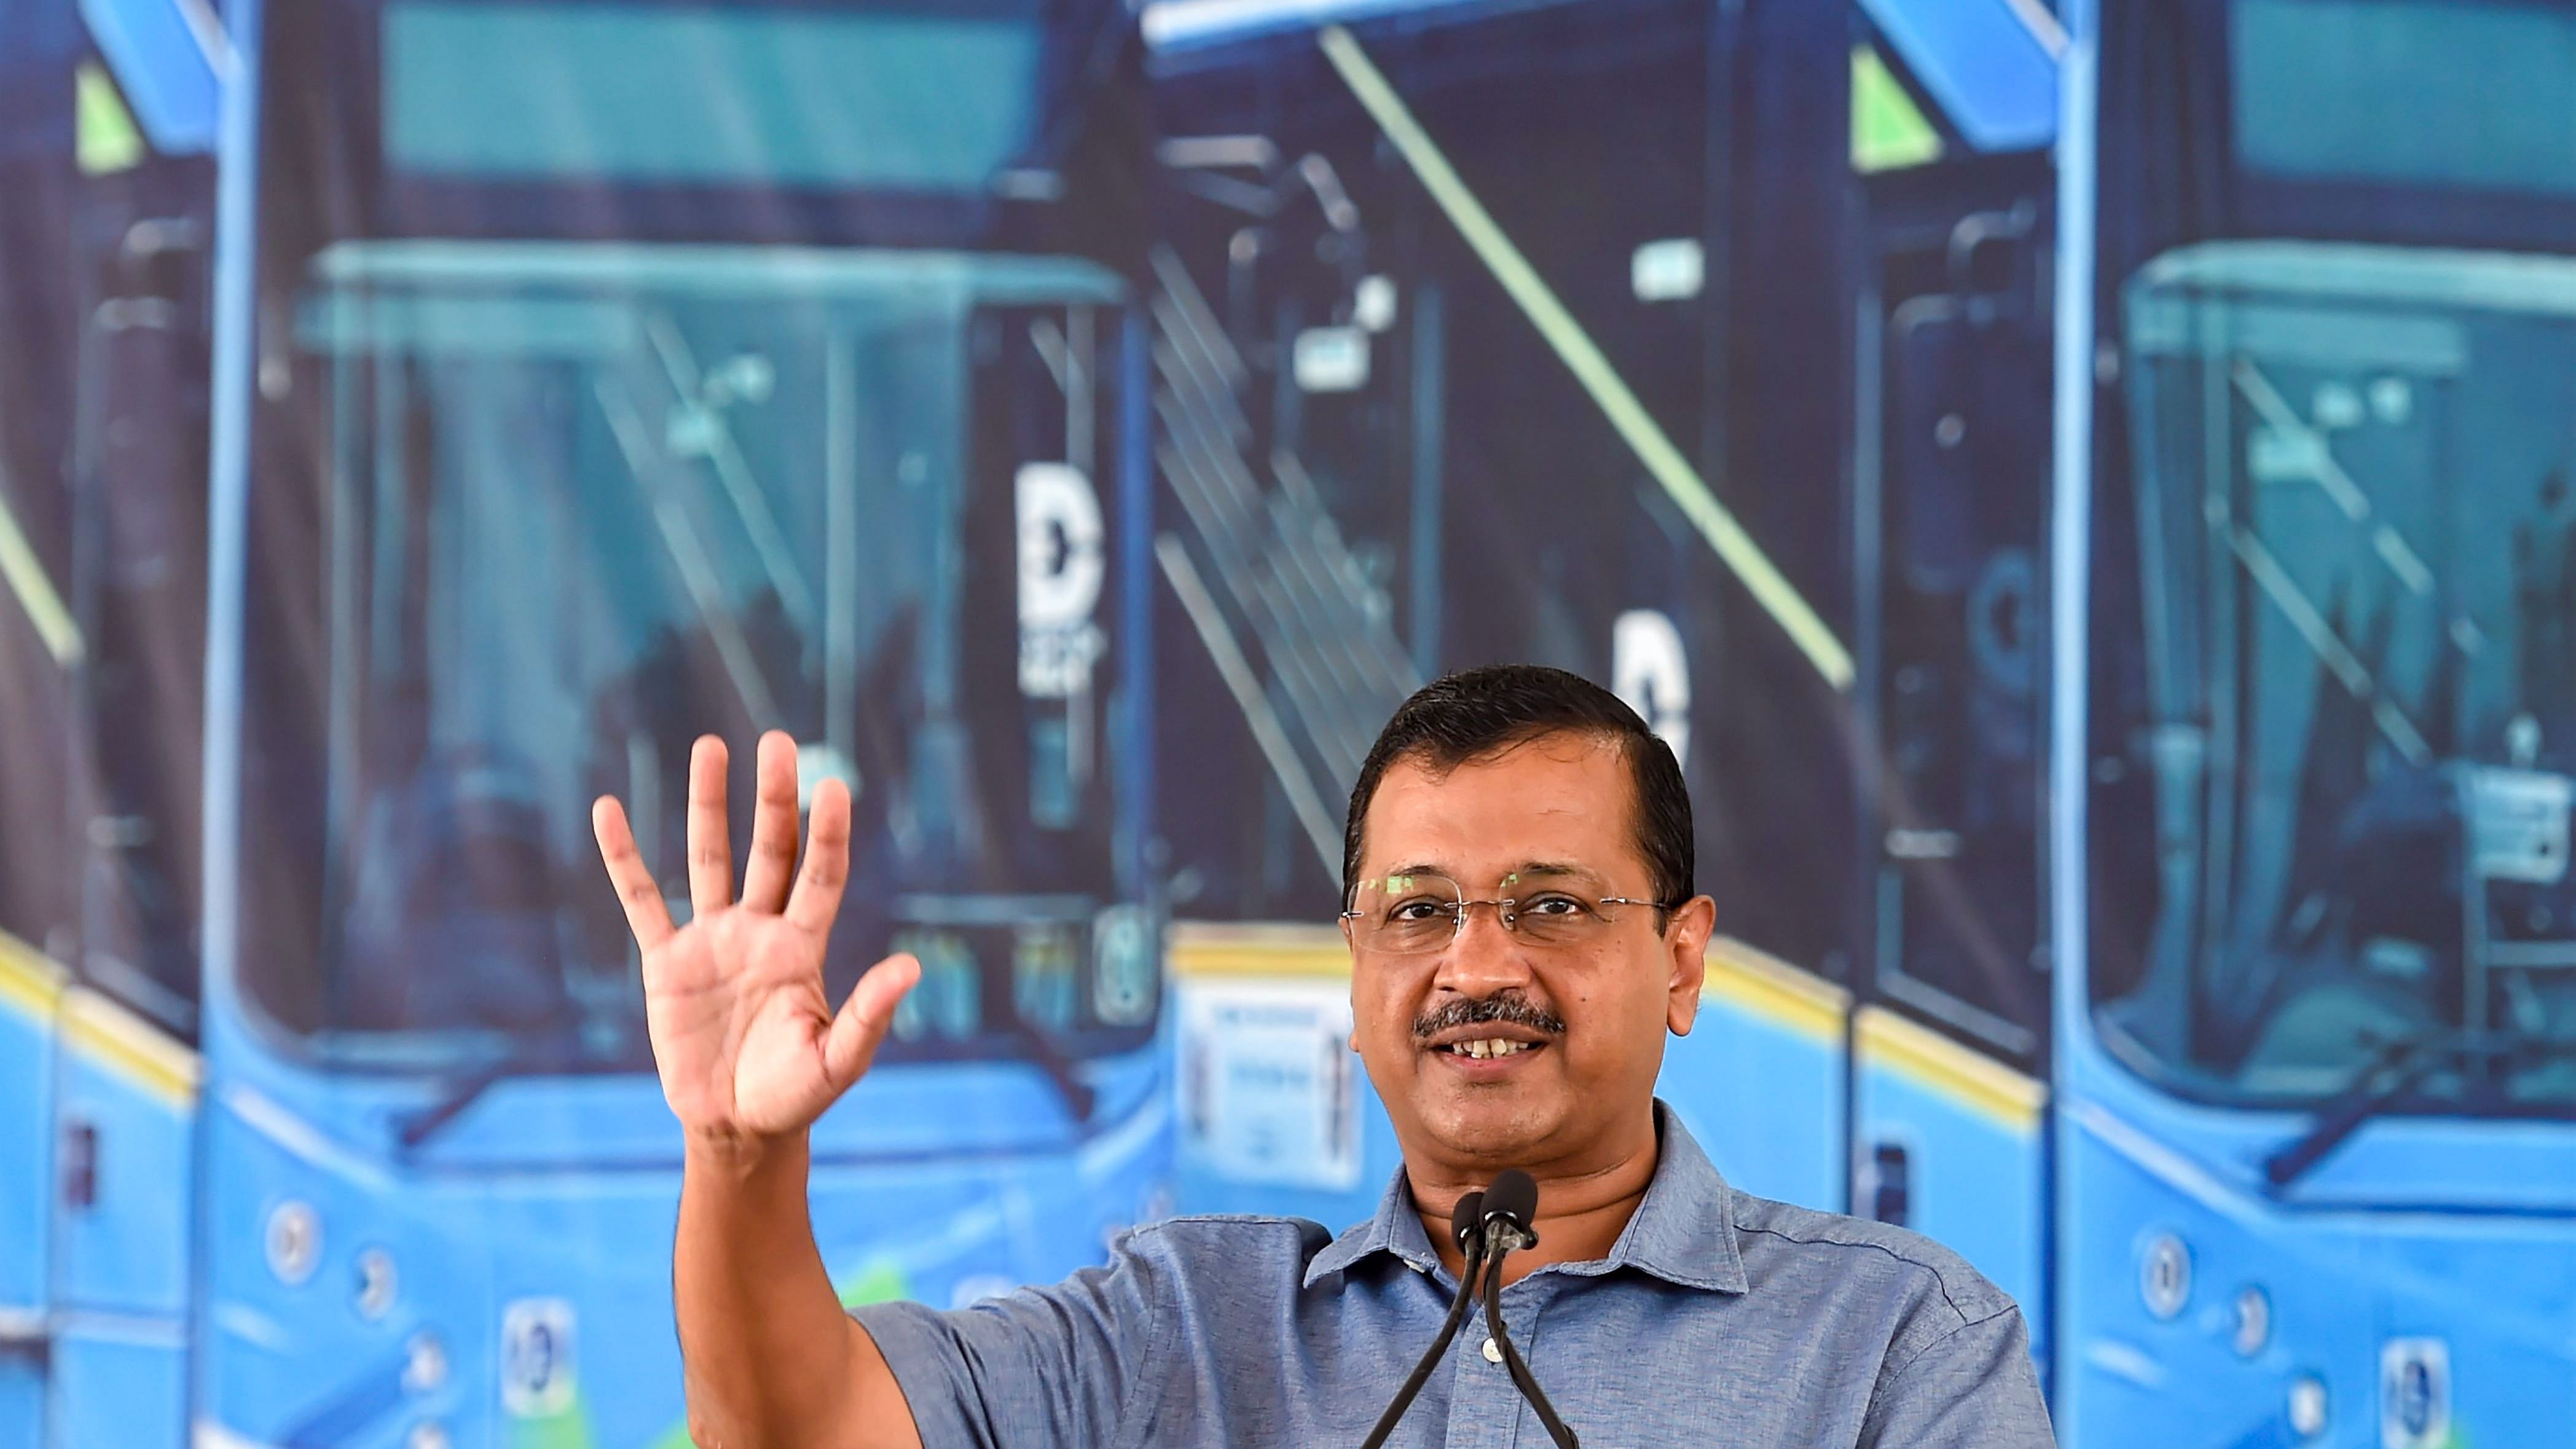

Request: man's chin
left=1413, top=1089, right=1565, bottom=1166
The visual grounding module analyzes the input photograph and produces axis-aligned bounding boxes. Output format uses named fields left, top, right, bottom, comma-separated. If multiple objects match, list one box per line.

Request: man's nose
left=1432, top=904, right=1536, bottom=995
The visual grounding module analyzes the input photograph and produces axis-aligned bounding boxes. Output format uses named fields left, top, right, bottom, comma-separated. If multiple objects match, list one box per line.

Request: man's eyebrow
left=1511, top=861, right=1601, bottom=881
left=1365, top=861, right=1608, bottom=882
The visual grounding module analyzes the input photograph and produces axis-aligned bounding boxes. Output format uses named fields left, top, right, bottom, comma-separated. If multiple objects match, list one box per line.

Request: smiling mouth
left=1436, top=1038, right=1545, bottom=1060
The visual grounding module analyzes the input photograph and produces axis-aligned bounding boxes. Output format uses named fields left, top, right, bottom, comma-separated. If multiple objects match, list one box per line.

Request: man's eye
left=1520, top=894, right=1586, bottom=916
left=1389, top=900, right=1450, bottom=923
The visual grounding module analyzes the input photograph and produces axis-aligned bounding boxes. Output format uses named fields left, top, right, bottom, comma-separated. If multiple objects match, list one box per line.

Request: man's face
left=1344, top=732, right=1714, bottom=1172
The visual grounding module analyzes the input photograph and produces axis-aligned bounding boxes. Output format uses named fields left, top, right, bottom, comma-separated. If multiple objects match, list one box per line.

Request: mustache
left=1412, top=992, right=1566, bottom=1043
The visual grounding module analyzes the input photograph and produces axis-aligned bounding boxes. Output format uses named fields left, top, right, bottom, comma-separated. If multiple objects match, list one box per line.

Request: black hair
left=1341, top=664, right=1694, bottom=919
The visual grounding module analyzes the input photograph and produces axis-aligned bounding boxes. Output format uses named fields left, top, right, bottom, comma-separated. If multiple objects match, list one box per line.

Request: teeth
left=1451, top=1039, right=1530, bottom=1059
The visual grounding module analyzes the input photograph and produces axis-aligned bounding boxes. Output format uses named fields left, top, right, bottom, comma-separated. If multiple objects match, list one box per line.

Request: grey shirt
left=855, top=1102, right=2056, bottom=1447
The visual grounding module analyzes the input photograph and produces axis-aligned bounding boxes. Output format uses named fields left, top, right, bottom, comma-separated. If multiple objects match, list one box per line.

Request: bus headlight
left=2231, top=1286, right=2270, bottom=1357
left=404, top=1331, right=448, bottom=1393
left=356, top=1247, right=398, bottom=1320
left=1093, top=905, right=1156, bottom=1027
left=2288, top=1375, right=2328, bottom=1439
left=265, top=1201, right=321, bottom=1285
left=2139, top=1232, right=2190, bottom=1320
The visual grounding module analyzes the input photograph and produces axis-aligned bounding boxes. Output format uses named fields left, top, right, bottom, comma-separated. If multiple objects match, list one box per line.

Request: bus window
left=2102, top=243, right=2576, bottom=1109
left=226, top=0, right=1158, bottom=1087
left=264, top=251, right=1143, bottom=1072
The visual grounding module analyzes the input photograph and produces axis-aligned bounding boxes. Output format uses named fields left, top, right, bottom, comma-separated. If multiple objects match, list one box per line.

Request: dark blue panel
left=0, top=0, right=77, bottom=155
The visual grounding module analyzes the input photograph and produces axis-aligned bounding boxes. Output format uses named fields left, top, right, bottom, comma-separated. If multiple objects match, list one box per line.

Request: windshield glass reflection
left=264, top=243, right=1151, bottom=1072
left=2103, top=242, right=2576, bottom=1109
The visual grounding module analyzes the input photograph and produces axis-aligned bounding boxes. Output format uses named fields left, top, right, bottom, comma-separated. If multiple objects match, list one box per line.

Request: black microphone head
left=1481, top=1169, right=1539, bottom=1238
left=1450, top=1191, right=1487, bottom=1250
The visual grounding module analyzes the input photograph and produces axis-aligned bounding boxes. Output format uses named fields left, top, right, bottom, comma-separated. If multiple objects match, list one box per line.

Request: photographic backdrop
left=1, top=0, right=2569, bottom=1443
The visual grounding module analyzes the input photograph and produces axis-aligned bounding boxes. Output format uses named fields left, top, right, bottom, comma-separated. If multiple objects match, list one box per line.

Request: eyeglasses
left=1339, top=871, right=1670, bottom=957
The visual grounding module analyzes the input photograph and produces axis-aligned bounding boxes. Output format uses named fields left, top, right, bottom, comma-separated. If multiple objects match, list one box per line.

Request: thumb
left=822, top=953, right=922, bottom=1093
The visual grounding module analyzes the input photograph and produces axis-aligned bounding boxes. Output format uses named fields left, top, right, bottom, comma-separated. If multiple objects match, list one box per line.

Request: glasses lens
left=1506, top=887, right=1613, bottom=948
left=1348, top=874, right=1644, bottom=955
left=1354, top=874, right=1461, bottom=956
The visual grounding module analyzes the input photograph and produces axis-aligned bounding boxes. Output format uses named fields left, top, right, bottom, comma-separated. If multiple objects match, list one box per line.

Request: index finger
left=593, top=795, right=676, bottom=951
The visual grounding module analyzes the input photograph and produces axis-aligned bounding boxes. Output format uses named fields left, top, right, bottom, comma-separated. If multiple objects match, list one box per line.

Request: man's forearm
left=675, top=1133, right=875, bottom=1447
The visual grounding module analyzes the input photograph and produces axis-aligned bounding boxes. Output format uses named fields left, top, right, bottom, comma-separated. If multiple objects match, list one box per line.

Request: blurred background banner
left=0, top=0, right=2569, bottom=1443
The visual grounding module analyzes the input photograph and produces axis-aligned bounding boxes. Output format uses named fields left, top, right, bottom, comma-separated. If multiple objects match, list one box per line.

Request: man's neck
left=1408, top=1113, right=1662, bottom=1288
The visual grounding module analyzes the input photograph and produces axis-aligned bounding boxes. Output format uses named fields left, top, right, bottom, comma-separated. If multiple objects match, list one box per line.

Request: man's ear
left=1665, top=895, right=1716, bottom=1035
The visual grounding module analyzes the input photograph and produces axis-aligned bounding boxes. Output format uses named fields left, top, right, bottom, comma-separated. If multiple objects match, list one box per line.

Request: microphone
left=1480, top=1168, right=1539, bottom=1253
left=1452, top=1190, right=1490, bottom=1256
left=1357, top=1192, right=1492, bottom=1449
left=1475, top=1170, right=1581, bottom=1449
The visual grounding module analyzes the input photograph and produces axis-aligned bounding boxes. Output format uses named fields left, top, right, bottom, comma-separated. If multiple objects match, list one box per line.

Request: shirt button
left=1482, top=1337, right=1503, bottom=1364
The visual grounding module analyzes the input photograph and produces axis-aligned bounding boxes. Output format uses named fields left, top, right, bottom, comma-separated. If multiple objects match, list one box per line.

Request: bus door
left=1853, top=155, right=2054, bottom=1343
left=0, top=31, right=81, bottom=1443
left=45, top=184, right=210, bottom=1448
left=942, top=288, right=1156, bottom=1085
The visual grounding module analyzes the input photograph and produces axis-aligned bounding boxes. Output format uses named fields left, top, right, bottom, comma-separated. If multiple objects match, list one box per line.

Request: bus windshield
left=242, top=242, right=1151, bottom=1070
left=232, top=0, right=1156, bottom=1076
left=2100, top=241, right=2576, bottom=1109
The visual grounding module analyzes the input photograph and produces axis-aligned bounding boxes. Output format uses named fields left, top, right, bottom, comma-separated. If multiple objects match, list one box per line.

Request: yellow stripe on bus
left=0, top=485, right=83, bottom=667
left=0, top=929, right=199, bottom=1107
left=0, top=929, right=66, bottom=1022
left=1700, top=937, right=1848, bottom=1045
left=60, top=988, right=200, bottom=1109
left=1168, top=922, right=1352, bottom=980
left=1856, top=1004, right=2046, bottom=1134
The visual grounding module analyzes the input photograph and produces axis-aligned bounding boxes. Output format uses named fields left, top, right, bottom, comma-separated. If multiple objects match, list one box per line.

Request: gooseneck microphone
left=1358, top=1192, right=1493, bottom=1449
left=1477, top=1170, right=1581, bottom=1448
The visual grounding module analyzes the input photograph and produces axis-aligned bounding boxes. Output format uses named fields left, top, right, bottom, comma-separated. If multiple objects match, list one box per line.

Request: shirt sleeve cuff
left=850, top=1300, right=983, bottom=1448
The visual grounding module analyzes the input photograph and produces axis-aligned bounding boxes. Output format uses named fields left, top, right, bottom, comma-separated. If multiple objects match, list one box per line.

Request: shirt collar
left=1302, top=1099, right=1748, bottom=1294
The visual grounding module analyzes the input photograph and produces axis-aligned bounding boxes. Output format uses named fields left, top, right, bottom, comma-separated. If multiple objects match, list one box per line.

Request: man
left=594, top=665, right=2056, bottom=1447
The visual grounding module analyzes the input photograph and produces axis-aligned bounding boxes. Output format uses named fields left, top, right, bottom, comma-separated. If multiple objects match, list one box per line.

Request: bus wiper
left=395, top=1031, right=588, bottom=1150
left=396, top=1002, right=1099, bottom=1149
left=2263, top=1029, right=2576, bottom=1188
left=1007, top=1010, right=1098, bottom=1123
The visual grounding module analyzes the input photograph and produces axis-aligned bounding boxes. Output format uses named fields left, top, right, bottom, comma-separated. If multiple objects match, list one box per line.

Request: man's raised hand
left=594, top=731, right=918, bottom=1146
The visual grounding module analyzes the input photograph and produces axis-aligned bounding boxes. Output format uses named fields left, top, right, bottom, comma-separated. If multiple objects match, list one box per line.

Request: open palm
left=594, top=732, right=919, bottom=1143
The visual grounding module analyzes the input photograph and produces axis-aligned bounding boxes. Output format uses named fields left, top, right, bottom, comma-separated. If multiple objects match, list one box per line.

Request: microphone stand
left=1478, top=1172, right=1581, bottom=1449
left=1358, top=1192, right=1492, bottom=1449
left=1477, top=1235, right=1580, bottom=1448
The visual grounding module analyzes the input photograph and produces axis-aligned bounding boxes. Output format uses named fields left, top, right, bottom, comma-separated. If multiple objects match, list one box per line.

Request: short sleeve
left=1858, top=1305, right=2057, bottom=1448
left=850, top=1227, right=1169, bottom=1449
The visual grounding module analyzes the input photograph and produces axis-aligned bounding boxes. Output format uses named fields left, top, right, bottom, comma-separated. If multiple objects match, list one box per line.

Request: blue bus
left=1, top=3, right=224, bottom=1442
left=1138, top=0, right=1884, bottom=1223
left=2, top=2, right=1174, bottom=1443
left=1147, top=0, right=2576, bottom=1442
left=2060, top=0, right=2576, bottom=1441
left=1137, top=0, right=2044, bottom=1268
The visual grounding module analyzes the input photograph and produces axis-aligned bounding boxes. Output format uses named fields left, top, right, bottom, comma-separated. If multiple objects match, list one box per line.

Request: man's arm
left=595, top=732, right=924, bottom=1447
left=675, top=1134, right=921, bottom=1449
